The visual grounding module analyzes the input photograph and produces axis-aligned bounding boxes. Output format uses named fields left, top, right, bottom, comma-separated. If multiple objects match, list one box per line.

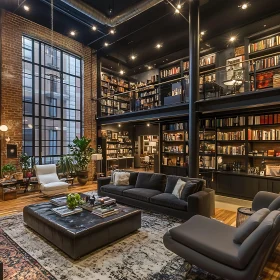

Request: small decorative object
left=260, top=158, right=266, bottom=176
left=89, top=195, right=96, bottom=205
left=66, top=193, right=83, bottom=210
left=266, top=165, right=280, bottom=176
left=7, top=144, right=17, bottom=158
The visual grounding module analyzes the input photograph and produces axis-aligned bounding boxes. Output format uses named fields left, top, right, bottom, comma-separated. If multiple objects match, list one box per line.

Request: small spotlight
left=118, top=124, right=121, bottom=127
left=229, top=36, right=236, bottom=42
left=156, top=43, right=162, bottom=49
left=147, top=123, right=150, bottom=127
left=177, top=4, right=182, bottom=9
left=110, top=29, right=115, bottom=34
left=120, top=70, right=124, bottom=75
left=23, top=5, right=30, bottom=11
left=92, top=26, right=97, bottom=31
left=148, top=66, right=152, bottom=70
left=28, top=124, right=33, bottom=129
left=175, top=8, right=180, bottom=14
left=241, top=3, right=249, bottom=9
left=131, top=55, right=136, bottom=60
left=70, top=31, right=76, bottom=36
left=104, top=42, right=109, bottom=47
left=201, top=31, right=206, bottom=35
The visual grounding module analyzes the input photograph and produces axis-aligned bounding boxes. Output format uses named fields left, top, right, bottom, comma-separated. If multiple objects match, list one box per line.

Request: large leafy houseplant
left=57, top=155, right=74, bottom=178
left=69, top=136, right=95, bottom=185
left=19, top=153, right=31, bottom=175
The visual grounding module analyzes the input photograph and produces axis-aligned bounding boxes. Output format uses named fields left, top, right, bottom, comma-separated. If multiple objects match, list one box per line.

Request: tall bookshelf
left=100, top=72, right=132, bottom=116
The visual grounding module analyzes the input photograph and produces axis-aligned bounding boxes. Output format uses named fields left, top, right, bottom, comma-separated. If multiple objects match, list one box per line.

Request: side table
left=236, top=207, right=255, bottom=227
left=0, top=181, right=17, bottom=201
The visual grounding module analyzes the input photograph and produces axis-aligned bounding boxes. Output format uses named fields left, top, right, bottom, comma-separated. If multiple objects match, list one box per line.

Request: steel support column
left=188, top=0, right=200, bottom=177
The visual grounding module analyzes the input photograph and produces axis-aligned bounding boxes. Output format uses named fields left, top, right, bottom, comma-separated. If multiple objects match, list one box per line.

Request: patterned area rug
left=0, top=211, right=222, bottom=280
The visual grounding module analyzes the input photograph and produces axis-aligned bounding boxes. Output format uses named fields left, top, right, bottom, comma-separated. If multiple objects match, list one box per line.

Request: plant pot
left=77, top=170, right=88, bottom=185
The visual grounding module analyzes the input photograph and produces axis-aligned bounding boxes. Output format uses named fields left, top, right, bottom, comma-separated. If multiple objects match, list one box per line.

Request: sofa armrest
left=252, top=191, right=279, bottom=211
left=97, top=177, right=111, bottom=195
left=187, top=191, right=211, bottom=217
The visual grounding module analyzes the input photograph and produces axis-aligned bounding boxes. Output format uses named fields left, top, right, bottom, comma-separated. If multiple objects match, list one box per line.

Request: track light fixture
left=92, top=25, right=97, bottom=31
left=110, top=29, right=116, bottom=34
left=104, top=42, right=109, bottom=47
left=175, top=8, right=180, bottom=14
left=229, top=36, right=236, bottom=42
left=239, top=3, right=250, bottom=10
left=120, top=70, right=124, bottom=75
left=156, top=43, right=162, bottom=49
left=131, top=55, right=136, bottom=60
left=177, top=4, right=182, bottom=9
left=23, top=5, right=30, bottom=11
left=70, top=31, right=76, bottom=36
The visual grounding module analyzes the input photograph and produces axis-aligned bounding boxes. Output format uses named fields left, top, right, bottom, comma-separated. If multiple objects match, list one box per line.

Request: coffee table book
left=92, top=208, right=119, bottom=218
left=52, top=206, right=83, bottom=217
left=50, top=196, right=67, bottom=206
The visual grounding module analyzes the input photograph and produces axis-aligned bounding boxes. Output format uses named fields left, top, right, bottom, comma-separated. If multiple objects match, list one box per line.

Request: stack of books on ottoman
left=91, top=197, right=119, bottom=218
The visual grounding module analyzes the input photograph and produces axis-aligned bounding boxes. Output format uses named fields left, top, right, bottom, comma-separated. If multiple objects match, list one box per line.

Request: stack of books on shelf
left=162, top=122, right=185, bottom=131
left=217, top=130, right=245, bottom=140
left=250, top=55, right=280, bottom=71
left=92, top=197, right=118, bottom=218
left=248, top=114, right=280, bottom=125
left=249, top=35, right=280, bottom=53
left=200, top=54, right=216, bottom=67
left=160, top=66, right=180, bottom=78
left=217, top=116, right=245, bottom=127
left=199, top=119, right=215, bottom=129
left=248, top=129, right=280, bottom=140
left=217, top=145, right=245, bottom=155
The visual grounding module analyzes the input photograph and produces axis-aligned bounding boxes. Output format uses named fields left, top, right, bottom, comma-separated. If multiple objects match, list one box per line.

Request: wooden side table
left=236, top=207, right=255, bottom=227
left=0, top=181, right=17, bottom=201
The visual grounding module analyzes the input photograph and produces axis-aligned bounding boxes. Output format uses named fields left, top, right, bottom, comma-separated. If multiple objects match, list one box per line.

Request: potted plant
left=69, top=136, right=95, bottom=185
left=19, top=153, right=31, bottom=177
left=57, top=155, right=74, bottom=178
left=2, top=163, right=16, bottom=180
left=66, top=193, right=83, bottom=210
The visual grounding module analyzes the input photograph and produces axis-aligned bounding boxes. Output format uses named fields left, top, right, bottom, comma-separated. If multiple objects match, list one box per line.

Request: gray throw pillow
left=180, top=181, right=197, bottom=201
left=268, top=196, right=280, bottom=211
left=114, top=172, right=130, bottom=186
left=233, top=208, right=270, bottom=244
left=172, top=178, right=186, bottom=199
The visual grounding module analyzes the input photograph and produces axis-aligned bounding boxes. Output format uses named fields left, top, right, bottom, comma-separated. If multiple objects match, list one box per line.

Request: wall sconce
left=0, top=125, right=8, bottom=132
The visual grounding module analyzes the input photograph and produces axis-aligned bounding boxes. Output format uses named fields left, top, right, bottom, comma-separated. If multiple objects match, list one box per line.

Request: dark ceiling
left=1, top=0, right=280, bottom=75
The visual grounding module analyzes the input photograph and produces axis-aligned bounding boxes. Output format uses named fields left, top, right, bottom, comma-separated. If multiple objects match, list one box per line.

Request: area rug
left=0, top=211, right=223, bottom=280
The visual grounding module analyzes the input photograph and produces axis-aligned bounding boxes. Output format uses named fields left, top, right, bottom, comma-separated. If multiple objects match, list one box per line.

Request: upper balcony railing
left=98, top=51, right=280, bottom=117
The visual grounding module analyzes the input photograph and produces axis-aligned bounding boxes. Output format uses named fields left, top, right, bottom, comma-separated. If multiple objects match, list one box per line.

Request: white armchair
left=35, top=164, right=69, bottom=196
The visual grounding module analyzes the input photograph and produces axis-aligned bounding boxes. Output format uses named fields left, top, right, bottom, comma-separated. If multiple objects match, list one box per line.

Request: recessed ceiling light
left=201, top=31, right=206, bottom=35
left=264, top=24, right=267, bottom=27
left=175, top=8, right=180, bottom=14
left=156, top=43, right=162, bottom=49
left=92, top=25, right=97, bottom=31
left=120, top=70, right=124, bottom=75
left=177, top=4, right=182, bottom=9
left=118, top=124, right=121, bottom=127
left=23, top=5, right=30, bottom=11
left=110, top=29, right=115, bottom=34
left=147, top=123, right=150, bottom=127
left=70, top=31, right=76, bottom=36
left=131, top=55, right=136, bottom=60
left=104, top=42, right=109, bottom=47
left=240, top=3, right=249, bottom=9
left=229, top=36, right=236, bottom=42
left=148, top=66, right=152, bottom=70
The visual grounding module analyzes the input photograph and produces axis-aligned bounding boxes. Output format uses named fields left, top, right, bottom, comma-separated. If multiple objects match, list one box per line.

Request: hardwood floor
left=0, top=184, right=279, bottom=279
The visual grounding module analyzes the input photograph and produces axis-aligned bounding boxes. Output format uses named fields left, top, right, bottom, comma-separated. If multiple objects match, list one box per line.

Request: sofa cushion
left=180, top=181, right=197, bottom=201
left=101, top=184, right=134, bottom=196
left=114, top=172, right=130, bottom=186
left=172, top=178, right=186, bottom=198
left=233, top=208, right=270, bottom=244
left=110, top=170, right=138, bottom=186
left=268, top=196, right=280, bottom=211
left=169, top=215, right=243, bottom=269
left=165, top=175, right=205, bottom=193
left=41, top=181, right=69, bottom=191
left=135, top=173, right=166, bottom=192
left=150, top=193, right=188, bottom=211
left=123, top=188, right=161, bottom=202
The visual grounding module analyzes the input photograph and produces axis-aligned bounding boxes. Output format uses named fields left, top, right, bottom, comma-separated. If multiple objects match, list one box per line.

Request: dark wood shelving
left=217, top=140, right=246, bottom=143
left=248, top=140, right=280, bottom=142
left=248, top=44, right=280, bottom=58
left=217, top=154, right=246, bottom=157
left=249, top=65, right=280, bottom=75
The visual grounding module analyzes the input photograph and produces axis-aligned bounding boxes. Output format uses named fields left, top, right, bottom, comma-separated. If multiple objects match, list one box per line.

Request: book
left=52, top=206, right=83, bottom=217
left=92, top=208, right=119, bottom=218
left=50, top=196, right=67, bottom=206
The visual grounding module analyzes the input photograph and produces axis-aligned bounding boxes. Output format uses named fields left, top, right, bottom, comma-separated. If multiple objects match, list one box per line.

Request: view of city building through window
left=22, top=36, right=82, bottom=164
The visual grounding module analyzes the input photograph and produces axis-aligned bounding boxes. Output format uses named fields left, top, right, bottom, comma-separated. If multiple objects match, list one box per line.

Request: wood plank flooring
left=0, top=184, right=279, bottom=280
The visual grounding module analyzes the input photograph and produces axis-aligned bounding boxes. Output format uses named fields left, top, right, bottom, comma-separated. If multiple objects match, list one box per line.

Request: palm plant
left=57, top=155, right=74, bottom=177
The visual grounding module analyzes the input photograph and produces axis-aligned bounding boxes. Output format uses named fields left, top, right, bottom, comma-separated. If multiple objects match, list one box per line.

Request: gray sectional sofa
left=97, top=172, right=215, bottom=220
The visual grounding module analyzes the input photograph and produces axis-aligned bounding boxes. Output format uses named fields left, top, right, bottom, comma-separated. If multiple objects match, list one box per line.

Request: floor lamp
left=92, top=153, right=103, bottom=182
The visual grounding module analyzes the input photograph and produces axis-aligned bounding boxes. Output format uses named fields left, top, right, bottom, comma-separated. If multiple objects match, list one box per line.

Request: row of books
left=248, top=129, right=280, bottom=141
left=183, top=54, right=216, bottom=71
left=217, top=130, right=245, bottom=141
left=216, top=116, right=246, bottom=127
left=162, top=122, right=187, bottom=131
left=248, top=114, right=280, bottom=125
left=160, top=67, right=180, bottom=78
left=200, top=119, right=215, bottom=128
left=163, top=132, right=184, bottom=141
left=217, top=145, right=245, bottom=155
left=249, top=35, right=280, bottom=53
left=250, top=55, right=280, bottom=72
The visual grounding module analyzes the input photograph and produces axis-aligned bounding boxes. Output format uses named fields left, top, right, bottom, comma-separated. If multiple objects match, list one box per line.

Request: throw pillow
left=268, top=196, right=280, bottom=211
left=180, top=181, right=197, bottom=201
left=233, top=208, right=270, bottom=244
left=172, top=178, right=186, bottom=199
left=114, top=172, right=130, bottom=186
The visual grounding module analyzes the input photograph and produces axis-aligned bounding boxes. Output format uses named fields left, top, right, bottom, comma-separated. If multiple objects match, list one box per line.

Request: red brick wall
left=0, top=10, right=97, bottom=175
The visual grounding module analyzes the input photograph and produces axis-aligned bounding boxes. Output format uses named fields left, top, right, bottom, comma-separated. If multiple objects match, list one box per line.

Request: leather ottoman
left=23, top=202, right=141, bottom=259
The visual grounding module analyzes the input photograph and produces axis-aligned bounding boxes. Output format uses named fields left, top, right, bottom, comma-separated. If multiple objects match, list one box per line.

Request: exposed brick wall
left=0, top=10, right=97, bottom=176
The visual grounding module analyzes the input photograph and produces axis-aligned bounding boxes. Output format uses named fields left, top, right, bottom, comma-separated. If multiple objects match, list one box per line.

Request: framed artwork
left=7, top=144, right=17, bottom=158
left=112, top=132, right=118, bottom=140
left=107, top=130, right=112, bottom=140
left=226, top=56, right=243, bottom=80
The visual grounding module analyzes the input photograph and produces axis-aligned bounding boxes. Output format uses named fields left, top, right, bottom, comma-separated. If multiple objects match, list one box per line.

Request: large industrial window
left=22, top=36, right=83, bottom=164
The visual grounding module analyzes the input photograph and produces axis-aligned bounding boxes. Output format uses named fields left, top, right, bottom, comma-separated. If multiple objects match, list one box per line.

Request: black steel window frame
left=22, top=35, right=83, bottom=164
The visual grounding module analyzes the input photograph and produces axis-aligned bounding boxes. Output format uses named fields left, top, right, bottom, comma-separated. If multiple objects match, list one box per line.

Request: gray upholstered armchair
left=252, top=191, right=280, bottom=212
left=163, top=208, right=280, bottom=280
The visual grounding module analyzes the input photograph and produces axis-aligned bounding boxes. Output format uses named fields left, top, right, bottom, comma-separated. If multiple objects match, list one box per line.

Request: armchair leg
left=183, top=261, right=192, bottom=279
